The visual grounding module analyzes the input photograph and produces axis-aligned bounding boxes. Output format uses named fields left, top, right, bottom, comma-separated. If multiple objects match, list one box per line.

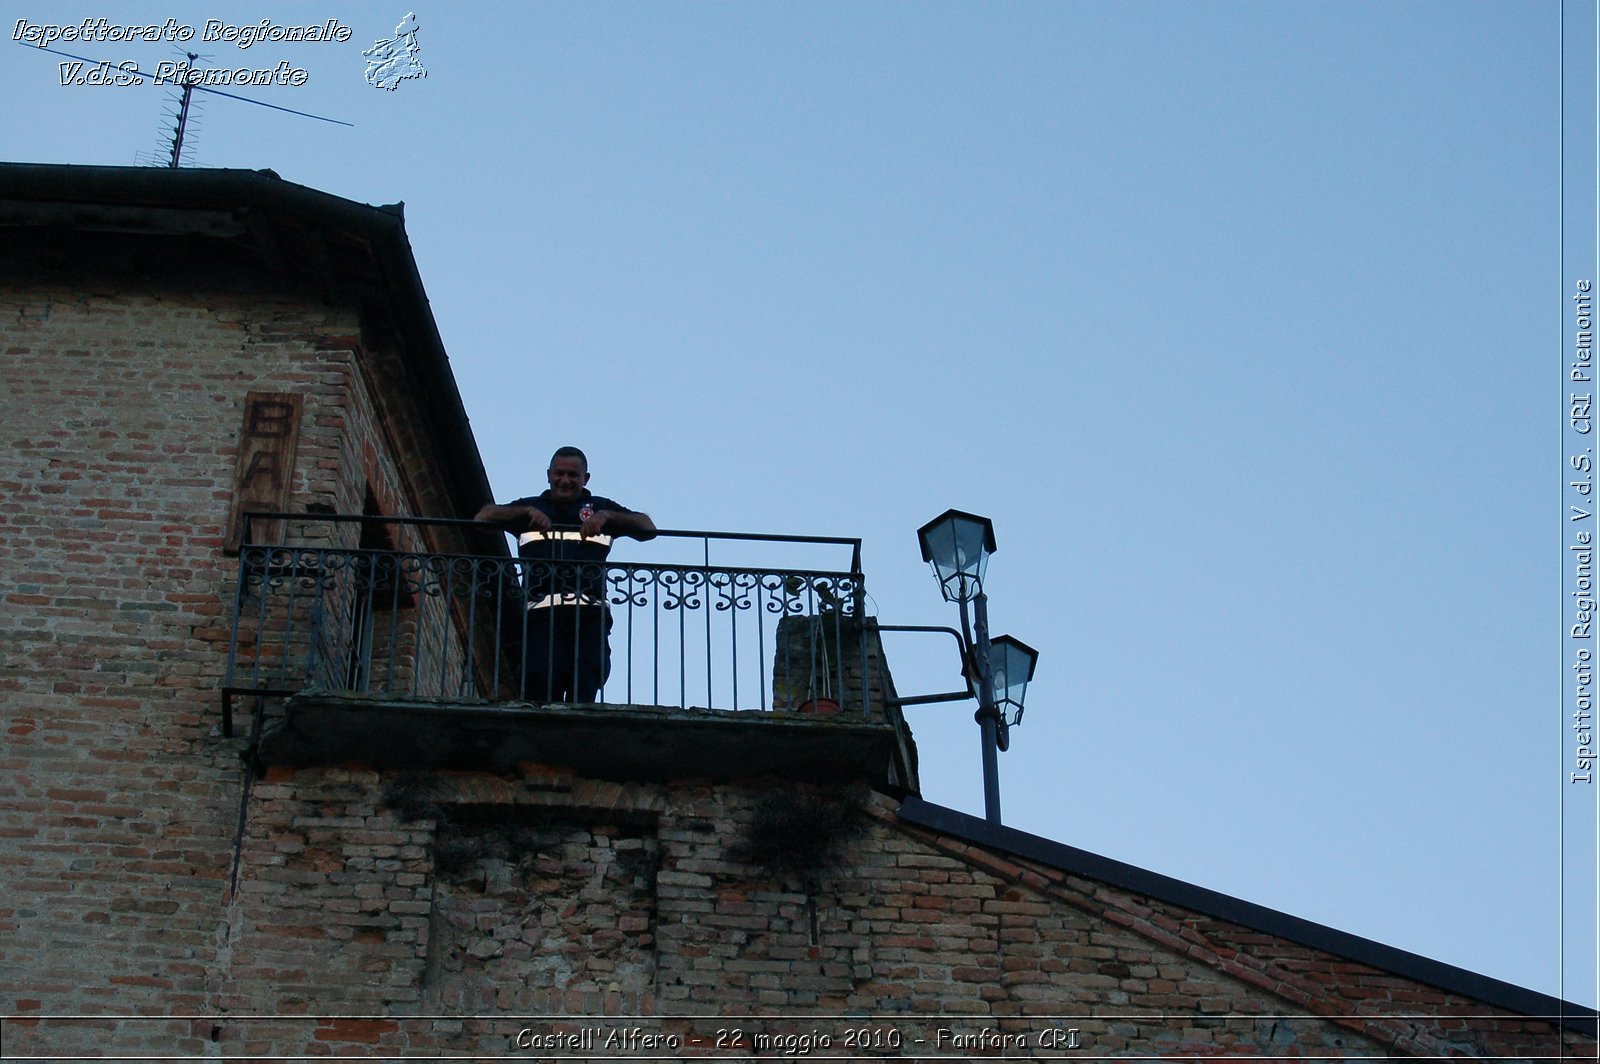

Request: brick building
left=0, top=162, right=1593, bottom=1059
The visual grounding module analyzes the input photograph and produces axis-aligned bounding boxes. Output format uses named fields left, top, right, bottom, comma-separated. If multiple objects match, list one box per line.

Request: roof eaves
left=0, top=162, right=493, bottom=517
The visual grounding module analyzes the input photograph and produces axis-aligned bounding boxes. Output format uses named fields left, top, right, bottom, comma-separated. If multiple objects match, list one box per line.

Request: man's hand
left=475, top=503, right=550, bottom=533
left=586, top=510, right=657, bottom=541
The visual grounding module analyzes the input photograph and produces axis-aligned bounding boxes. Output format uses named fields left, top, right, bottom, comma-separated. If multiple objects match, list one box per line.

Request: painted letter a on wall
left=225, top=391, right=303, bottom=553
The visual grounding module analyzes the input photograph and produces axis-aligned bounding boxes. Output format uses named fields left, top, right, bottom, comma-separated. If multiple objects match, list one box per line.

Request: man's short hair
left=549, top=446, right=588, bottom=471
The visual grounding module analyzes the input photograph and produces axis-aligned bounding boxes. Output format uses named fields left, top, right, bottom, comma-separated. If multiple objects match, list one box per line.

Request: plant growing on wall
left=733, top=785, right=867, bottom=884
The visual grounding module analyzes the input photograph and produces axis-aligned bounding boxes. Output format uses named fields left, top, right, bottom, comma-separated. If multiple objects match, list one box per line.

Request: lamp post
left=917, top=509, right=1039, bottom=825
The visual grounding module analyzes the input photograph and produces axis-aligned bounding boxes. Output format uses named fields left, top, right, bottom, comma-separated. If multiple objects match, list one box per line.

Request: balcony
left=222, top=514, right=918, bottom=792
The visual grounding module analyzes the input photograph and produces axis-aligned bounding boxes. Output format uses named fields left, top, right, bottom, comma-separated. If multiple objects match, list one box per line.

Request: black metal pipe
left=971, top=592, right=1003, bottom=825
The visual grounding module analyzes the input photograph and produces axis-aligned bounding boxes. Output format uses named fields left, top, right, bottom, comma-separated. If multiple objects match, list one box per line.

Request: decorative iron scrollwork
left=225, top=524, right=867, bottom=714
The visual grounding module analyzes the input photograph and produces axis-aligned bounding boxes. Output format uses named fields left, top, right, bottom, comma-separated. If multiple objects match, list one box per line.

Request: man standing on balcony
left=475, top=446, right=656, bottom=703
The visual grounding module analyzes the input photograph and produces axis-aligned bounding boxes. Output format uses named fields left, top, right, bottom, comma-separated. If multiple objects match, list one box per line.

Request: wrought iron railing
left=221, top=513, right=874, bottom=735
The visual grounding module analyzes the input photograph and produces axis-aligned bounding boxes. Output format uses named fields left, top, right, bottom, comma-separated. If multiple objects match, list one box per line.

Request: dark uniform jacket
left=509, top=489, right=637, bottom=608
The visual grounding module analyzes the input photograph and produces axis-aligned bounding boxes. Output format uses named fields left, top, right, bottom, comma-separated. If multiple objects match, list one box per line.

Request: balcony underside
left=256, top=694, right=914, bottom=791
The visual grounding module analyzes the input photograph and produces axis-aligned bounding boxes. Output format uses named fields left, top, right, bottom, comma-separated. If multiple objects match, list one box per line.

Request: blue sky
left=7, top=1, right=1596, bottom=1009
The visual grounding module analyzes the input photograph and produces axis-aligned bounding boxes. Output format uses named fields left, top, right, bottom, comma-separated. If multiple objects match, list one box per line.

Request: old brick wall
left=890, top=822, right=1594, bottom=1060
left=11, top=757, right=1577, bottom=1059
left=0, top=266, right=477, bottom=1054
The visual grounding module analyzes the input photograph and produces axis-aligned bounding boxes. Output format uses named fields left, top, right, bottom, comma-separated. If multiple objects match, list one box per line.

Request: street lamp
left=916, top=509, right=1038, bottom=824
left=917, top=509, right=995, bottom=603
left=986, top=634, right=1039, bottom=751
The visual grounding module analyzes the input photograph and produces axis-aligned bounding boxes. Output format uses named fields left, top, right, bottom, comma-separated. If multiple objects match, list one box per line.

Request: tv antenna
left=23, top=44, right=353, bottom=168
left=165, top=52, right=203, bottom=168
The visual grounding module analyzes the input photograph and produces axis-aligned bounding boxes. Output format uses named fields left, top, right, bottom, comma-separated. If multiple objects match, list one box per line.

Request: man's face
left=546, top=456, right=590, bottom=503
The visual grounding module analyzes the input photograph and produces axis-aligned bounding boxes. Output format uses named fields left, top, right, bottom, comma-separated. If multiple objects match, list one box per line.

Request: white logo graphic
left=363, top=12, right=425, bottom=90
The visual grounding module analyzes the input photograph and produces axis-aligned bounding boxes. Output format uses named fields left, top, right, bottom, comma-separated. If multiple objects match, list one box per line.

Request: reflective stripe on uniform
left=527, top=593, right=609, bottom=610
left=518, top=530, right=614, bottom=548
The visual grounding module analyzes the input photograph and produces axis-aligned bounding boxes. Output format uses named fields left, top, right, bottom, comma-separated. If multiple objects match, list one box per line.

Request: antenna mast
left=168, top=52, right=198, bottom=168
